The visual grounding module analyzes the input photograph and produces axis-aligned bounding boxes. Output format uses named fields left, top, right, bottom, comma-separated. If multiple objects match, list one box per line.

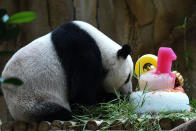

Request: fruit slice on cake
left=135, top=54, right=157, bottom=77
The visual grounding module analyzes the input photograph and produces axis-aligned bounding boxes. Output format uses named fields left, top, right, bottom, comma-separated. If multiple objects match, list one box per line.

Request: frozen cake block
left=130, top=90, right=190, bottom=113
left=139, top=70, right=175, bottom=91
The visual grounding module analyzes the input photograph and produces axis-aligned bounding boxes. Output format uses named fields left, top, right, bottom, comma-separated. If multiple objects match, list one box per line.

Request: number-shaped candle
left=155, top=47, right=177, bottom=78
left=139, top=47, right=177, bottom=91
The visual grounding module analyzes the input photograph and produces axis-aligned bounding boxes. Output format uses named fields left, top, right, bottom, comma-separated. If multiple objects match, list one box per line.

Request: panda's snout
left=119, top=83, right=132, bottom=96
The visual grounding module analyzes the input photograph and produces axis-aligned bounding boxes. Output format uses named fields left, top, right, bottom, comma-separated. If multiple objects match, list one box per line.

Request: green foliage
left=0, top=9, right=36, bottom=41
left=73, top=91, right=137, bottom=121
left=72, top=94, right=196, bottom=131
left=174, top=17, right=194, bottom=99
left=190, top=99, right=196, bottom=112
left=174, top=17, right=192, bottom=70
left=185, top=49, right=193, bottom=70
left=159, top=112, right=196, bottom=121
left=133, top=71, right=138, bottom=80
left=174, top=17, right=187, bottom=29
left=3, top=77, right=23, bottom=86
left=134, top=62, right=141, bottom=91
left=139, top=62, right=141, bottom=77
left=8, top=11, right=36, bottom=24
left=0, top=9, right=34, bottom=96
left=0, top=77, right=23, bottom=96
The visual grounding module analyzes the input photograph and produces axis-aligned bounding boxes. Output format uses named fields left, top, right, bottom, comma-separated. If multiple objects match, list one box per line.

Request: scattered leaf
left=3, top=77, right=23, bottom=86
left=174, top=17, right=187, bottom=30
left=133, top=71, right=138, bottom=80
left=139, top=62, right=141, bottom=77
left=8, top=11, right=36, bottom=24
left=174, top=25, right=185, bottom=30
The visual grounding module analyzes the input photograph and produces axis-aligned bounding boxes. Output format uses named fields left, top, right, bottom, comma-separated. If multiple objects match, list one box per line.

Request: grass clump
left=71, top=92, right=162, bottom=130
left=72, top=92, right=136, bottom=121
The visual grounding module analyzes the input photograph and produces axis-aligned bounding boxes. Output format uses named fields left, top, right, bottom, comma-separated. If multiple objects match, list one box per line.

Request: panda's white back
left=1, top=33, right=70, bottom=121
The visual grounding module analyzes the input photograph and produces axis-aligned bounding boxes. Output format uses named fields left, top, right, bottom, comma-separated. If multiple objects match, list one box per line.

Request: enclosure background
left=0, top=0, right=196, bottom=122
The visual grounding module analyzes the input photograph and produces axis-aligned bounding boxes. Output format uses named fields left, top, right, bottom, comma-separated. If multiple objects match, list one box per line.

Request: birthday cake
left=130, top=47, right=191, bottom=113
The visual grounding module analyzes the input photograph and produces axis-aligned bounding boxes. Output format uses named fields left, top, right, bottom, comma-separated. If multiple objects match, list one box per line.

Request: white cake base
left=130, top=90, right=191, bottom=113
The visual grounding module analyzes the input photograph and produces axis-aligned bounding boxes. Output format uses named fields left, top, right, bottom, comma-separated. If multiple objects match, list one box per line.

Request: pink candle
left=139, top=47, right=177, bottom=91
left=155, top=47, right=177, bottom=78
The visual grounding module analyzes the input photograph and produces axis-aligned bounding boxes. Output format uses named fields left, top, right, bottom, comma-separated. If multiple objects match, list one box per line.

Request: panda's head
left=103, top=44, right=133, bottom=95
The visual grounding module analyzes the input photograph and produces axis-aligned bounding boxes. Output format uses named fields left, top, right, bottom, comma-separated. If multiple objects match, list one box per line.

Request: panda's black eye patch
left=124, top=73, right=130, bottom=84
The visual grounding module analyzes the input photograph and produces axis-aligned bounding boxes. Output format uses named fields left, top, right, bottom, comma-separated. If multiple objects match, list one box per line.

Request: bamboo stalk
left=38, top=121, right=50, bottom=131
left=123, top=119, right=134, bottom=130
left=86, top=120, right=99, bottom=130
left=27, top=121, right=37, bottom=131
left=98, top=121, right=109, bottom=129
left=13, top=121, right=27, bottom=131
left=1, top=121, right=13, bottom=131
left=109, top=120, right=124, bottom=130
left=50, top=120, right=63, bottom=130
left=73, top=121, right=85, bottom=130
left=62, top=121, right=74, bottom=130
left=0, top=117, right=192, bottom=131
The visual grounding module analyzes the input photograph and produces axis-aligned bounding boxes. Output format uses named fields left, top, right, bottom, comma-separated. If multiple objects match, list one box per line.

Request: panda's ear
left=117, top=44, right=131, bottom=59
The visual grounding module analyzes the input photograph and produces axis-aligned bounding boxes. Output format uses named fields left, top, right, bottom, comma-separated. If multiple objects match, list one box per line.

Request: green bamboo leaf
left=139, top=62, right=141, bottom=77
left=140, top=97, right=146, bottom=107
left=135, top=83, right=139, bottom=91
left=174, top=25, right=184, bottom=30
left=174, top=17, right=187, bottom=30
left=133, top=71, right=138, bottom=79
left=184, top=17, right=187, bottom=28
left=3, top=77, right=23, bottom=86
left=8, top=11, right=36, bottom=24
left=185, top=50, right=190, bottom=57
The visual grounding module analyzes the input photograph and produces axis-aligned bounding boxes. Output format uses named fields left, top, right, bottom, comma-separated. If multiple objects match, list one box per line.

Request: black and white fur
left=1, top=21, right=133, bottom=122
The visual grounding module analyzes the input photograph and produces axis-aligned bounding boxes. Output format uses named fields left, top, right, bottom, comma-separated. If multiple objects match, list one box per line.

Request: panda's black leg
left=30, top=101, right=72, bottom=122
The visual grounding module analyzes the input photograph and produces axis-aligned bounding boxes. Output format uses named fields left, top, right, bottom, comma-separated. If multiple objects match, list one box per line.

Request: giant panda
left=1, top=21, right=133, bottom=122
